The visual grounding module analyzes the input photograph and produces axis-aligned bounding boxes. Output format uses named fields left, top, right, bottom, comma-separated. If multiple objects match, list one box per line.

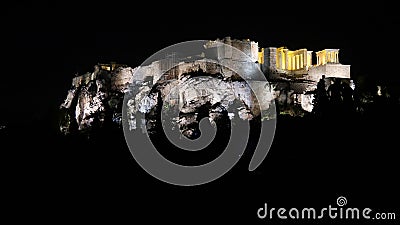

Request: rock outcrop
left=60, top=65, right=134, bottom=134
left=59, top=60, right=275, bottom=138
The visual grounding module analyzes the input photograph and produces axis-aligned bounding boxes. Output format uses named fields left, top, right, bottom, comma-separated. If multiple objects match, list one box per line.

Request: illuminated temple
left=259, top=46, right=350, bottom=81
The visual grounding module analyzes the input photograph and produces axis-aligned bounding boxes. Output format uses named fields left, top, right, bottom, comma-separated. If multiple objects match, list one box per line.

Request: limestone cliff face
left=59, top=65, right=135, bottom=134
left=126, top=73, right=273, bottom=138
left=59, top=61, right=275, bottom=137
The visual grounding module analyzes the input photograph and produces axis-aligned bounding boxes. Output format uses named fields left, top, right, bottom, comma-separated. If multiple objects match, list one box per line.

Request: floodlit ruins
left=60, top=37, right=351, bottom=135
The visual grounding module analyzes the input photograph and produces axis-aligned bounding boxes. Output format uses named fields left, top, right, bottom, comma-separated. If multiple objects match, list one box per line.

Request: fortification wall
left=209, top=38, right=259, bottom=63
left=231, top=39, right=258, bottom=62
left=111, top=67, right=136, bottom=91
left=307, top=64, right=350, bottom=81
left=263, top=47, right=277, bottom=72
left=72, top=72, right=96, bottom=87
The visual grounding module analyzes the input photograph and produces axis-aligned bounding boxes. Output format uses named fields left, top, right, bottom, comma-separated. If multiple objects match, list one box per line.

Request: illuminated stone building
left=274, top=47, right=313, bottom=72
left=260, top=46, right=350, bottom=81
left=257, top=44, right=351, bottom=114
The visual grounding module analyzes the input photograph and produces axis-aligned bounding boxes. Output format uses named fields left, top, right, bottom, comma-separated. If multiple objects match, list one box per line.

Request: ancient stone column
left=292, top=56, right=295, bottom=70
left=300, top=53, right=304, bottom=69
left=285, top=50, right=289, bottom=70
left=336, top=52, right=339, bottom=63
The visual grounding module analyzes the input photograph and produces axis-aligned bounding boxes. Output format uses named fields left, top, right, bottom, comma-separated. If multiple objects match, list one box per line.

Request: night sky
left=2, top=1, right=400, bottom=223
left=2, top=1, right=399, bottom=126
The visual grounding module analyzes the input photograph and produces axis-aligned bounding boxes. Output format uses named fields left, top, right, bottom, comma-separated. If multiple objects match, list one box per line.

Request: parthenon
left=275, top=47, right=313, bottom=71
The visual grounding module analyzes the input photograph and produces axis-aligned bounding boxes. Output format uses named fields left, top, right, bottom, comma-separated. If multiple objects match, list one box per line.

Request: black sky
left=2, top=1, right=399, bottom=126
